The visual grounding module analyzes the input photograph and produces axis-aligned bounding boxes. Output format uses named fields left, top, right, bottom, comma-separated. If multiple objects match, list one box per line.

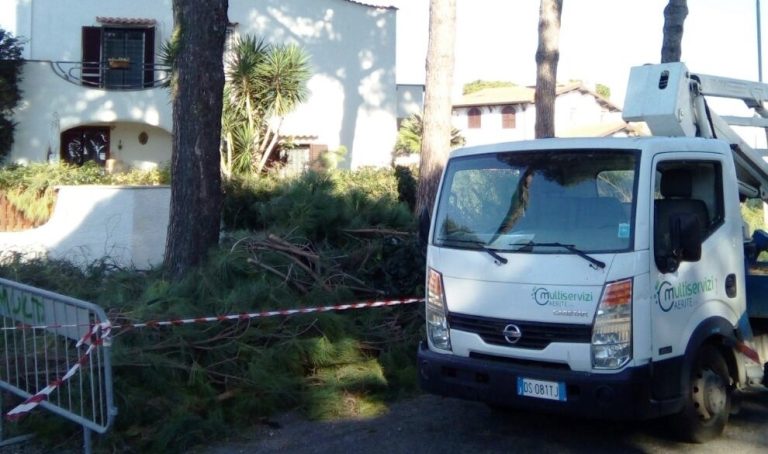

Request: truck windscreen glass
left=433, top=149, right=639, bottom=254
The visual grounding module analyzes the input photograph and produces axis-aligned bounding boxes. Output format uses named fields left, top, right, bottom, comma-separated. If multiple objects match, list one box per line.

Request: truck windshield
left=434, top=149, right=638, bottom=254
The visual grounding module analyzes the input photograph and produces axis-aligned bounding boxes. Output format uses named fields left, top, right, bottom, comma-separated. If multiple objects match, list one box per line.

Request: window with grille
left=60, top=127, right=110, bottom=166
left=82, top=26, right=155, bottom=89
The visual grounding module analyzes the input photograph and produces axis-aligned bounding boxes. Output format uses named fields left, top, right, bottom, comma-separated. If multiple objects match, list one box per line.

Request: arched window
left=502, top=106, right=516, bottom=129
left=468, top=107, right=481, bottom=129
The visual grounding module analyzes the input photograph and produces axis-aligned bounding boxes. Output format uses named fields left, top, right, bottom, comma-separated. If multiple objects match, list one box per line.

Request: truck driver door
left=650, top=155, right=737, bottom=370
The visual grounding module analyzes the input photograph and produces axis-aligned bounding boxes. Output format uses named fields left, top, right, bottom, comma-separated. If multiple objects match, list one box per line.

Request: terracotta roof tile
left=96, top=17, right=157, bottom=26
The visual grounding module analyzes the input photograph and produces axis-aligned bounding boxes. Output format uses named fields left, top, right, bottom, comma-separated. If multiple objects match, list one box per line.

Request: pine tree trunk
left=164, top=0, right=228, bottom=279
left=661, top=0, right=688, bottom=63
left=534, top=0, right=563, bottom=139
left=416, top=0, right=456, bottom=216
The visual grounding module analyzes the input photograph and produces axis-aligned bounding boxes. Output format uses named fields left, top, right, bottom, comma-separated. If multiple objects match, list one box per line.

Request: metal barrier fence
left=0, top=277, right=116, bottom=452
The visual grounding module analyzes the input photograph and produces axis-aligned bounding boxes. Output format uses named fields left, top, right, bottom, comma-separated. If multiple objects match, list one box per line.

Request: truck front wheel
left=676, top=345, right=732, bottom=443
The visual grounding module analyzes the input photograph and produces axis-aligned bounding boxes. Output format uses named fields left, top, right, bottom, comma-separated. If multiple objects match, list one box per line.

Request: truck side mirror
left=418, top=208, right=430, bottom=249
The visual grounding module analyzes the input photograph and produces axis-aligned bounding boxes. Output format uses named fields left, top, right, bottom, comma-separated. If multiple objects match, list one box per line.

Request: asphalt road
left=201, top=389, right=768, bottom=454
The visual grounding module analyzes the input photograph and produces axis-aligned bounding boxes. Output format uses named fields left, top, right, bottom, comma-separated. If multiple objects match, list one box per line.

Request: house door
left=60, top=127, right=110, bottom=166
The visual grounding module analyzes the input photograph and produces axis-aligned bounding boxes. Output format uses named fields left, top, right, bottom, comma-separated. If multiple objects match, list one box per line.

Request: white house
left=452, top=82, right=634, bottom=146
left=2, top=0, right=416, bottom=171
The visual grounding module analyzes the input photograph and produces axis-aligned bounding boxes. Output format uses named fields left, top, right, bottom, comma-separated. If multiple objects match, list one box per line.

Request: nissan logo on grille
left=502, top=324, right=522, bottom=344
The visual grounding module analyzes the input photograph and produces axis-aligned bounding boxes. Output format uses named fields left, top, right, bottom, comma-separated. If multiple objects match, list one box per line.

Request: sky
left=395, top=0, right=767, bottom=108
left=1, top=0, right=764, bottom=109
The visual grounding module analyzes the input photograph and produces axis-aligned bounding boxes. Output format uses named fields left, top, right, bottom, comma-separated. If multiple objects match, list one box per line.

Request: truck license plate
left=517, top=377, right=567, bottom=401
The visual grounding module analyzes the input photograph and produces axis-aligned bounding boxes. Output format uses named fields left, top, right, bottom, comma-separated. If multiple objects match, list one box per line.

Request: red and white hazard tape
left=120, top=297, right=422, bottom=329
left=6, top=321, right=112, bottom=421
left=0, top=298, right=423, bottom=332
left=3, top=297, right=422, bottom=420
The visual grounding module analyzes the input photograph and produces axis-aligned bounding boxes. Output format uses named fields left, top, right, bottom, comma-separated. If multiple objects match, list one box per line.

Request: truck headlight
left=426, top=268, right=451, bottom=351
left=591, top=278, right=632, bottom=369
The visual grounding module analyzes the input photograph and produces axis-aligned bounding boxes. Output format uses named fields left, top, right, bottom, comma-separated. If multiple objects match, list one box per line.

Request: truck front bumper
left=417, top=341, right=682, bottom=420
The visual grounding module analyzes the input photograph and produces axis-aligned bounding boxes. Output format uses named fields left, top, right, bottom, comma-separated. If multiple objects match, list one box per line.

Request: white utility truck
left=417, top=62, right=768, bottom=442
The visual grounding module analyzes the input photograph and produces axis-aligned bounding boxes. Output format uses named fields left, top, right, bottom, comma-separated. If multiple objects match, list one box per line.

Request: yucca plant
left=393, top=113, right=465, bottom=157
left=221, top=36, right=310, bottom=177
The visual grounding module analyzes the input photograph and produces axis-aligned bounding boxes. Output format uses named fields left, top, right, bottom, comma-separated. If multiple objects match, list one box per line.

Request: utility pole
left=759, top=0, right=764, bottom=81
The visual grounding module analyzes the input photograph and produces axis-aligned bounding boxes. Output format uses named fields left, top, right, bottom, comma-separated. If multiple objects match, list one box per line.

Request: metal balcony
left=50, top=60, right=172, bottom=90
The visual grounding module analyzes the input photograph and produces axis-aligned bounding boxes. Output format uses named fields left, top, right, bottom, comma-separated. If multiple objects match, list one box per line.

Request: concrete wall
left=0, top=186, right=170, bottom=269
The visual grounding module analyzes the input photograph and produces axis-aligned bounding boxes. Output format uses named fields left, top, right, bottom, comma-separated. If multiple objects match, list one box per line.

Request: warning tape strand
left=6, top=322, right=112, bottom=421
left=0, top=298, right=423, bottom=332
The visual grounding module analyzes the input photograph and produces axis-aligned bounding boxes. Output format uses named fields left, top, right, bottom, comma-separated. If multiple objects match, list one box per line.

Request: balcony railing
left=50, top=60, right=172, bottom=90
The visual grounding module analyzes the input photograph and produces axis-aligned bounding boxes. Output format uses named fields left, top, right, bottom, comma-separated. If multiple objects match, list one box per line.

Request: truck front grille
left=448, top=312, right=592, bottom=349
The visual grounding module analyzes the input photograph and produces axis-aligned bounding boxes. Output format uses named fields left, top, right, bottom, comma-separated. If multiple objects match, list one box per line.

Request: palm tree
left=222, top=35, right=310, bottom=176
left=394, top=114, right=465, bottom=157
left=253, top=43, right=310, bottom=174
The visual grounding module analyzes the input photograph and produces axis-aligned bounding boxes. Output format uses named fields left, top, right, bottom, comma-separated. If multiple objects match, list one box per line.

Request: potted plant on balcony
left=108, top=57, right=130, bottom=69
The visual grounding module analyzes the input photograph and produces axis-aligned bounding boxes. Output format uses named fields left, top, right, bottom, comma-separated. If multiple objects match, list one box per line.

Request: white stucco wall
left=231, top=0, right=398, bottom=168
left=0, top=186, right=170, bottom=269
left=109, top=123, right=171, bottom=170
left=453, top=104, right=534, bottom=146
left=9, top=0, right=173, bottom=61
left=396, top=84, right=424, bottom=119
left=11, top=62, right=172, bottom=164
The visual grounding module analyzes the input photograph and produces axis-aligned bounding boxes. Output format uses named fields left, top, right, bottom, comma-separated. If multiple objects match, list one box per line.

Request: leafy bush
left=0, top=28, right=24, bottom=160
left=0, top=162, right=169, bottom=223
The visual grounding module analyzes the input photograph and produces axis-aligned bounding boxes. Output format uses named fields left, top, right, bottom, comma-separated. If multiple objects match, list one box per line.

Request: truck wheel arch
left=681, top=316, right=739, bottom=390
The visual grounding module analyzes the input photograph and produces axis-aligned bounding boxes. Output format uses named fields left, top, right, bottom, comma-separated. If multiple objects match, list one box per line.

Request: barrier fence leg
left=0, top=393, right=34, bottom=448
left=83, top=426, right=92, bottom=454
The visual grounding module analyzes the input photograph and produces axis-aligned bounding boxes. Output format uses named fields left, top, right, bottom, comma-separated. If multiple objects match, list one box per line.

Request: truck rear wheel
left=676, top=345, right=732, bottom=443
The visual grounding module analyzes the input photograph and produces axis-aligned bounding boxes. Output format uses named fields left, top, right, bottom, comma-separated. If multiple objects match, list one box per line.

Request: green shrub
left=0, top=162, right=169, bottom=223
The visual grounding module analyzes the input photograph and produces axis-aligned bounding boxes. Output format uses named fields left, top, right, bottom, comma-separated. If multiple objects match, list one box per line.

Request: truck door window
left=654, top=161, right=724, bottom=236
left=653, top=161, right=724, bottom=271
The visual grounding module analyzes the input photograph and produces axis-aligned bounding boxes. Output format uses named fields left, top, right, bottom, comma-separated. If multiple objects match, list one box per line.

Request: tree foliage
left=0, top=29, right=24, bottom=161
left=596, top=83, right=610, bottom=99
left=462, top=80, right=516, bottom=95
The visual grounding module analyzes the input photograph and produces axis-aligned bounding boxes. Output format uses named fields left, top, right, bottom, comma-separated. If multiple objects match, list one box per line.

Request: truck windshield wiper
left=524, top=242, right=605, bottom=269
left=436, top=237, right=508, bottom=265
